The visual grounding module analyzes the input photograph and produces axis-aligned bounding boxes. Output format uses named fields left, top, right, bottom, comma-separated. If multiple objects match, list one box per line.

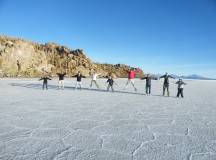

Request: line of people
left=123, top=69, right=186, bottom=97
left=39, top=70, right=187, bottom=98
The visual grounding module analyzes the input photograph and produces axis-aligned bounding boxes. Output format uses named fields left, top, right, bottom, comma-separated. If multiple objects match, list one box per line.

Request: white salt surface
left=0, top=78, right=216, bottom=160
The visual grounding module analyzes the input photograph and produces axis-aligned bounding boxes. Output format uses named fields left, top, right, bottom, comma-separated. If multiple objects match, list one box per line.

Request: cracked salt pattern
left=0, top=78, right=216, bottom=160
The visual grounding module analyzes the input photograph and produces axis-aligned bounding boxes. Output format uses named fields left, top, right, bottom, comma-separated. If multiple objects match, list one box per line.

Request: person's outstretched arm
left=96, top=73, right=101, bottom=78
left=169, top=75, right=175, bottom=79
left=134, top=69, right=140, bottom=73
left=151, top=77, right=158, bottom=80
left=39, top=78, right=43, bottom=81
left=140, top=77, right=147, bottom=80
left=160, top=75, right=165, bottom=79
left=65, top=74, right=70, bottom=78
left=176, top=81, right=179, bottom=84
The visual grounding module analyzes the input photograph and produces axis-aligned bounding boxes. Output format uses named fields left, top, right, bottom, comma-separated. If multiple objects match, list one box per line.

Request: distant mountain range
left=178, top=74, right=216, bottom=80
left=153, top=74, right=216, bottom=80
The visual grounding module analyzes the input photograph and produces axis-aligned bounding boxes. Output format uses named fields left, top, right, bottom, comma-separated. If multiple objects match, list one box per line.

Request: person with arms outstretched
left=39, top=76, right=52, bottom=90
left=176, top=79, right=187, bottom=98
left=107, top=75, right=118, bottom=92
left=57, top=72, right=66, bottom=90
left=160, top=72, right=175, bottom=96
left=124, top=68, right=140, bottom=91
left=90, top=70, right=100, bottom=89
left=72, top=71, right=85, bottom=90
left=141, top=74, right=157, bottom=95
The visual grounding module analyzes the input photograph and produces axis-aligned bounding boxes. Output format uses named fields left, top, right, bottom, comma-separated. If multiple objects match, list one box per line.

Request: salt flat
left=0, top=78, right=216, bottom=160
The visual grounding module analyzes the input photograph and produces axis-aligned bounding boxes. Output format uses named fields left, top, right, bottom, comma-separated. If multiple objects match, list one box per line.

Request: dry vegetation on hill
left=0, top=35, right=144, bottom=77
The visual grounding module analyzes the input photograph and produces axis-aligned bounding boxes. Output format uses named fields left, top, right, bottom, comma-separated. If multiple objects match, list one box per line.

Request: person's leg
left=90, top=80, right=93, bottom=88
left=95, top=80, right=100, bottom=89
left=177, top=88, right=180, bottom=97
left=75, top=82, right=78, bottom=89
left=59, top=80, right=63, bottom=89
left=124, top=79, right=130, bottom=89
left=45, top=82, right=48, bottom=90
left=79, top=82, right=82, bottom=89
left=181, top=89, right=184, bottom=98
left=163, top=85, right=166, bottom=96
left=92, top=80, right=96, bottom=88
left=58, top=81, right=61, bottom=89
left=145, top=85, right=148, bottom=94
left=62, top=80, right=64, bottom=89
left=111, top=85, right=114, bottom=92
left=43, top=82, right=45, bottom=90
left=107, top=84, right=110, bottom=91
left=147, top=86, right=149, bottom=95
left=149, top=85, right=151, bottom=95
left=167, top=86, right=170, bottom=96
left=90, top=80, right=92, bottom=88
left=131, top=79, right=137, bottom=91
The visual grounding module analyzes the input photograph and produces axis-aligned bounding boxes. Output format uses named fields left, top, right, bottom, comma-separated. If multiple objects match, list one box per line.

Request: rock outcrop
left=0, top=35, right=144, bottom=77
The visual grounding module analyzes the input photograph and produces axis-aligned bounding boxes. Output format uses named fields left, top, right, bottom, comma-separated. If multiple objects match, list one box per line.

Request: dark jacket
left=107, top=78, right=114, bottom=86
left=39, top=77, right=52, bottom=83
left=57, top=73, right=66, bottom=80
left=141, top=76, right=157, bottom=86
left=160, top=75, right=174, bottom=85
left=73, top=74, right=85, bottom=82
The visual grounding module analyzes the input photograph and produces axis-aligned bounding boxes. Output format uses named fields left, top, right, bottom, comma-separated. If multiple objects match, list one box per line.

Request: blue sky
left=0, top=0, right=216, bottom=78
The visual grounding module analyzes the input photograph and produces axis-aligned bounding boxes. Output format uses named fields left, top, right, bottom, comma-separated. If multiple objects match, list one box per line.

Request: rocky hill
left=0, top=35, right=144, bottom=78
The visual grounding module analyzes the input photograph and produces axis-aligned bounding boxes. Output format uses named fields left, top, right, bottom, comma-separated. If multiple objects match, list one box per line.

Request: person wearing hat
left=176, top=79, right=187, bottom=98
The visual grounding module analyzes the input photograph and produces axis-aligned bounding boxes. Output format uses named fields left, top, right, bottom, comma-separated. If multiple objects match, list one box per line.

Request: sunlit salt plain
left=0, top=78, right=216, bottom=160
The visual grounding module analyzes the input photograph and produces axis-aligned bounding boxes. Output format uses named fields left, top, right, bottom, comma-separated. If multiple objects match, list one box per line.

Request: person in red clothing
left=124, top=68, right=139, bottom=91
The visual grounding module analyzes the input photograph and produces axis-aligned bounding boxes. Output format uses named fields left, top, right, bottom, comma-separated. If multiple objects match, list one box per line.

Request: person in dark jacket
left=72, top=71, right=86, bottom=90
left=39, top=76, right=52, bottom=90
left=160, top=72, right=175, bottom=96
left=141, top=74, right=157, bottom=95
left=176, top=79, right=187, bottom=98
left=107, top=76, right=118, bottom=92
left=57, top=72, right=66, bottom=89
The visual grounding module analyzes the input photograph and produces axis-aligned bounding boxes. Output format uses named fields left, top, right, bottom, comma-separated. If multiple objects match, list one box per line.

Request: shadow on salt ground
left=9, top=83, right=147, bottom=96
left=151, top=94, right=177, bottom=98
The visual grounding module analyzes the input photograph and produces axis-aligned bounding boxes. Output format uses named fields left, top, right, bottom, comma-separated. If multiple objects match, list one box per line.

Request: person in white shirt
left=90, top=70, right=100, bottom=89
